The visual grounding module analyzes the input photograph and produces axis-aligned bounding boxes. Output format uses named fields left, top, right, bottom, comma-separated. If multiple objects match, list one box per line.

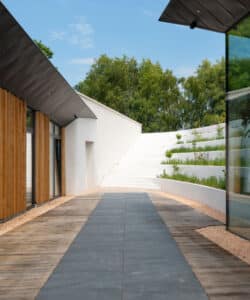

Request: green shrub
left=216, top=125, right=224, bottom=139
left=192, top=129, right=202, bottom=142
left=172, top=164, right=180, bottom=174
left=160, top=172, right=225, bottom=190
left=162, top=158, right=225, bottom=166
left=169, top=144, right=225, bottom=154
left=166, top=150, right=172, bottom=159
left=176, top=133, right=182, bottom=141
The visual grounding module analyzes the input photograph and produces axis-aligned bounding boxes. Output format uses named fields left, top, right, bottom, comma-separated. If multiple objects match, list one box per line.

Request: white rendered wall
left=79, top=93, right=142, bottom=186
left=65, top=93, right=142, bottom=194
left=158, top=178, right=226, bottom=214
left=65, top=118, right=97, bottom=195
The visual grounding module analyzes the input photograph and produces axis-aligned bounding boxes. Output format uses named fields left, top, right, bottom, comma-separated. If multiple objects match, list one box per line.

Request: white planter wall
left=158, top=178, right=226, bottom=214
left=160, top=165, right=225, bottom=179
left=171, top=150, right=225, bottom=161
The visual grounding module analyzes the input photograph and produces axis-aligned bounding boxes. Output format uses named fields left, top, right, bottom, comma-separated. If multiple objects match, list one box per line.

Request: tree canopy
left=34, top=39, right=54, bottom=59
left=76, top=55, right=225, bottom=132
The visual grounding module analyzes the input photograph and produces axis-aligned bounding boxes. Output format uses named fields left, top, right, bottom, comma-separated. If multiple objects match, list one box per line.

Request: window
left=226, top=15, right=250, bottom=239
left=50, top=122, right=62, bottom=199
left=26, top=108, right=34, bottom=208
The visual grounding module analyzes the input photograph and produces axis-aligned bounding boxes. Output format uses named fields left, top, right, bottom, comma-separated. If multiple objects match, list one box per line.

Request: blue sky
left=3, top=0, right=225, bottom=86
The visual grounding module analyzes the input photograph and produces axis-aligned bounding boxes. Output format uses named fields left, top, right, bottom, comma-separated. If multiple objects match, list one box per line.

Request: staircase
left=101, top=131, right=177, bottom=190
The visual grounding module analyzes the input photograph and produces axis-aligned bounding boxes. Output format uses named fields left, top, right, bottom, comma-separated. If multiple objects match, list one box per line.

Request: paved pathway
left=37, top=193, right=207, bottom=300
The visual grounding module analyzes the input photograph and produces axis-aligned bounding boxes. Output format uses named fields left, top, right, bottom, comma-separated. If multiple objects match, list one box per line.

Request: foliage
left=176, top=133, right=182, bottom=141
left=216, top=125, right=224, bottom=139
left=187, top=136, right=224, bottom=143
left=167, top=144, right=225, bottom=154
left=228, top=58, right=250, bottom=91
left=165, top=150, right=172, bottom=159
left=162, top=158, right=225, bottom=166
left=34, top=40, right=54, bottom=59
left=76, top=55, right=226, bottom=132
left=160, top=171, right=226, bottom=190
left=181, top=59, right=225, bottom=128
left=172, top=164, right=180, bottom=174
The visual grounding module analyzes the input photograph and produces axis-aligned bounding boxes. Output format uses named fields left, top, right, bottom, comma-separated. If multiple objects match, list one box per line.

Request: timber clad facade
left=0, top=88, right=26, bottom=220
left=0, top=88, right=66, bottom=220
left=0, top=2, right=95, bottom=222
left=35, top=111, right=50, bottom=205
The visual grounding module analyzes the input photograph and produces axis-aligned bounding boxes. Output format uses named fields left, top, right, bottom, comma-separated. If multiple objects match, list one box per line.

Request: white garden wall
left=65, top=92, right=142, bottom=195
left=171, top=150, right=225, bottom=160
left=65, top=118, right=97, bottom=195
left=161, top=165, right=225, bottom=179
left=80, top=93, right=142, bottom=186
left=158, top=178, right=226, bottom=214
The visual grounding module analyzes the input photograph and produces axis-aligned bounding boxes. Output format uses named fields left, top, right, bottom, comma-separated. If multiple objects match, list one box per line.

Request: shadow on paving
left=37, top=193, right=208, bottom=300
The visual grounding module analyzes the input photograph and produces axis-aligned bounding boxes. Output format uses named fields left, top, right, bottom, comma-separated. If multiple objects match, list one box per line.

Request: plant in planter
left=172, top=163, right=180, bottom=174
left=176, top=133, right=183, bottom=144
left=166, top=150, right=172, bottom=159
left=216, top=125, right=224, bottom=139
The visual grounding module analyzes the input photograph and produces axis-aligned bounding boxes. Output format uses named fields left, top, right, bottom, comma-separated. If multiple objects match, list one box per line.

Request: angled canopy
left=159, top=0, right=250, bottom=33
left=0, top=2, right=96, bottom=126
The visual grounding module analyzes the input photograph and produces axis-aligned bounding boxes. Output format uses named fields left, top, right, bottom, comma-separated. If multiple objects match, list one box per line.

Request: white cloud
left=175, top=66, right=196, bottom=78
left=50, top=16, right=94, bottom=49
left=143, top=9, right=156, bottom=18
left=69, top=57, right=95, bottom=65
left=50, top=31, right=66, bottom=41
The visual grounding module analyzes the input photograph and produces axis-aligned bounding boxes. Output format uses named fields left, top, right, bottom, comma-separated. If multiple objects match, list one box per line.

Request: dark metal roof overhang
left=0, top=2, right=96, bottom=126
left=159, top=0, right=250, bottom=33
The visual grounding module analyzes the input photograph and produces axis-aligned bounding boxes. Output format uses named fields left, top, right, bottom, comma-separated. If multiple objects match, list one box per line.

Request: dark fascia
left=159, top=0, right=250, bottom=34
left=0, top=1, right=96, bottom=127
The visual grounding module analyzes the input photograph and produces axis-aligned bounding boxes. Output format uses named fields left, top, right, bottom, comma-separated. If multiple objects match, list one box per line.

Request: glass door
left=26, top=108, right=34, bottom=208
left=49, top=122, right=62, bottom=199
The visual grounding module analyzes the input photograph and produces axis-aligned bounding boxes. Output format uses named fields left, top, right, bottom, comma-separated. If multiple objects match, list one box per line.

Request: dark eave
left=0, top=1, right=96, bottom=126
left=159, top=0, right=250, bottom=33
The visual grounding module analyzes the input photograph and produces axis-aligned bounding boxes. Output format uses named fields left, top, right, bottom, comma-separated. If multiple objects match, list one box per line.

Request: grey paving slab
left=37, top=193, right=208, bottom=300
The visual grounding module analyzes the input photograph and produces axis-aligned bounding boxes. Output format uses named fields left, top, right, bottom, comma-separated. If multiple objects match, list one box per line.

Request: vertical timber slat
left=0, top=88, right=26, bottom=220
left=35, top=112, right=50, bottom=204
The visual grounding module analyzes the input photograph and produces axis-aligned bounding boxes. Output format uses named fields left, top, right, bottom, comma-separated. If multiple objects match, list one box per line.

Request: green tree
left=76, top=55, right=183, bottom=132
left=76, top=55, right=225, bottom=132
left=182, top=58, right=225, bottom=128
left=34, top=39, right=54, bottom=59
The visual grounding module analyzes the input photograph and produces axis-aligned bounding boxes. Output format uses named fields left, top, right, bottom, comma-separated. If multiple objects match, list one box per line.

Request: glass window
left=227, top=15, right=250, bottom=239
left=228, top=16, right=250, bottom=91
left=26, top=108, right=33, bottom=207
left=49, top=121, right=61, bottom=199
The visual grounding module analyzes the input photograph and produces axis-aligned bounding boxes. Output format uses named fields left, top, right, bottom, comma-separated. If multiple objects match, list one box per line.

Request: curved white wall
left=65, top=93, right=142, bottom=195
left=158, top=178, right=226, bottom=214
left=80, top=93, right=142, bottom=185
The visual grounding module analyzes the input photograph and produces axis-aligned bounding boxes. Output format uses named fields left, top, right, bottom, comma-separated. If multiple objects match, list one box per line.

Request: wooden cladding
left=35, top=111, right=50, bottom=204
left=0, top=88, right=26, bottom=220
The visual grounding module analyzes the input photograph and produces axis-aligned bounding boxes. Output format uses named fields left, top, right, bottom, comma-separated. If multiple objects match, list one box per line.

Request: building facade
left=160, top=0, right=250, bottom=239
left=0, top=3, right=142, bottom=222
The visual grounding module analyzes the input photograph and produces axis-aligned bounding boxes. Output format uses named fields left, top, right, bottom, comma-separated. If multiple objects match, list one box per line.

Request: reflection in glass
left=228, top=92, right=250, bottom=239
left=228, top=16, right=250, bottom=91
left=26, top=132, right=33, bottom=207
left=55, top=139, right=61, bottom=197
left=49, top=122, right=61, bottom=199
left=49, top=134, right=54, bottom=199
left=26, top=108, right=33, bottom=208
left=227, top=15, right=250, bottom=239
